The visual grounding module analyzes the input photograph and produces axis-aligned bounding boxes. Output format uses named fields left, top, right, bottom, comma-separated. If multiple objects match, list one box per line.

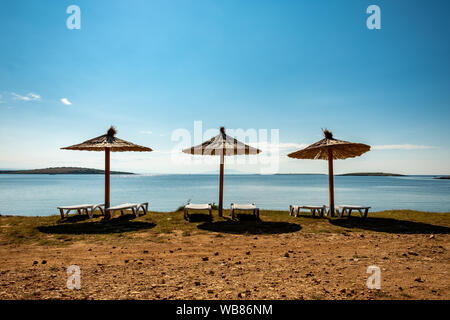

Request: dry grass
left=0, top=209, right=448, bottom=246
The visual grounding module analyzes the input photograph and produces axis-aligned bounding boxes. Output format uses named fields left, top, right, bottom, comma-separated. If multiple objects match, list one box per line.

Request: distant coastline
left=339, top=172, right=405, bottom=177
left=0, top=167, right=134, bottom=175
left=434, top=176, right=450, bottom=180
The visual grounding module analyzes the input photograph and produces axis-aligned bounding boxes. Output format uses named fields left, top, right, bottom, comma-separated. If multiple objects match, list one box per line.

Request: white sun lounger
left=335, top=205, right=371, bottom=218
left=230, top=203, right=260, bottom=219
left=105, top=202, right=148, bottom=219
left=289, top=205, right=326, bottom=218
left=184, top=203, right=212, bottom=220
left=58, top=204, right=105, bottom=219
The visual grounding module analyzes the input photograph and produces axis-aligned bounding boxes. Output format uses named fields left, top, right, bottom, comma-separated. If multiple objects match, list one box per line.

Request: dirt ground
left=0, top=230, right=448, bottom=300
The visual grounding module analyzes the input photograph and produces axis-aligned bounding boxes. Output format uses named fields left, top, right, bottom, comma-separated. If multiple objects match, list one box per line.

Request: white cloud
left=140, top=130, right=153, bottom=135
left=61, top=98, right=72, bottom=105
left=12, top=92, right=41, bottom=101
left=372, top=144, right=435, bottom=150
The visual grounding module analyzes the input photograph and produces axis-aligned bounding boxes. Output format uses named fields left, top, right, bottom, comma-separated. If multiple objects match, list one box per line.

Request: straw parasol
left=287, top=130, right=370, bottom=215
left=182, top=127, right=261, bottom=217
left=61, top=126, right=152, bottom=210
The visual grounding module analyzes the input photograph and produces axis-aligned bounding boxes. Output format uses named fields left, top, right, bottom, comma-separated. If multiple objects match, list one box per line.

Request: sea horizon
left=1, top=173, right=449, bottom=216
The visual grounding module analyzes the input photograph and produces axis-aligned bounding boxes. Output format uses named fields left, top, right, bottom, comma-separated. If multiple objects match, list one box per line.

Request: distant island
left=0, top=167, right=134, bottom=175
left=434, top=176, right=450, bottom=180
left=339, top=172, right=405, bottom=176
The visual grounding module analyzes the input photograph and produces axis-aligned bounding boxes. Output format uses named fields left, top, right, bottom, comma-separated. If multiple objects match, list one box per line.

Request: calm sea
left=0, top=174, right=449, bottom=216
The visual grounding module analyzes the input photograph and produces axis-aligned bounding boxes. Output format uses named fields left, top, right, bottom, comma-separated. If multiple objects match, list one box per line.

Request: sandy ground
left=0, top=231, right=448, bottom=300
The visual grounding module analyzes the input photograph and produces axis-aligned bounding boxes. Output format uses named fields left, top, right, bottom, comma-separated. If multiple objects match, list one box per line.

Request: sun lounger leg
left=289, top=205, right=293, bottom=216
left=132, top=207, right=138, bottom=217
left=209, top=207, right=212, bottom=217
left=97, top=206, right=104, bottom=216
left=362, top=208, right=369, bottom=218
left=59, top=208, right=64, bottom=218
left=184, top=208, right=188, bottom=220
left=328, top=208, right=335, bottom=217
left=231, top=208, right=235, bottom=220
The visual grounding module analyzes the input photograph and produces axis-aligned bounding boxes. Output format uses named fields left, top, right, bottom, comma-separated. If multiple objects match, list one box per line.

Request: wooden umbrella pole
left=327, top=148, right=334, bottom=216
left=105, top=147, right=111, bottom=210
left=219, top=150, right=224, bottom=217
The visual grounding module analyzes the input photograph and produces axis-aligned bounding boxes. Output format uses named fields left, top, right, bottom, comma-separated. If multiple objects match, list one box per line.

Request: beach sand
left=0, top=210, right=448, bottom=300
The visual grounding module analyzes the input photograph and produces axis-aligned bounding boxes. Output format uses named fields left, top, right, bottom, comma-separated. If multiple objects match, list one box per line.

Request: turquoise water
left=0, top=174, right=449, bottom=216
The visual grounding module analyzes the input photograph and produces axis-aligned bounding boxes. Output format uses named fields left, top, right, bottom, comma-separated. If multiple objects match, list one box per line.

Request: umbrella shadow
left=187, top=213, right=213, bottom=222
left=38, top=217, right=156, bottom=235
left=58, top=213, right=104, bottom=223
left=197, top=218, right=301, bottom=235
left=329, top=217, right=450, bottom=234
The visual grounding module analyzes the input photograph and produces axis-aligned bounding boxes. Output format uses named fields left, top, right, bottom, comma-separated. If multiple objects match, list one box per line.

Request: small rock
left=202, top=257, right=209, bottom=261
left=284, top=253, right=290, bottom=258
left=246, top=251, right=251, bottom=255
left=214, top=252, right=219, bottom=256
left=414, top=277, right=424, bottom=283
left=194, top=281, right=201, bottom=286
left=143, top=250, right=149, bottom=254
left=33, top=261, right=38, bottom=265
left=207, top=290, right=214, bottom=294
left=429, top=235, right=435, bottom=239
left=408, top=251, right=418, bottom=256
left=41, top=260, right=47, bottom=264
left=124, top=259, right=129, bottom=263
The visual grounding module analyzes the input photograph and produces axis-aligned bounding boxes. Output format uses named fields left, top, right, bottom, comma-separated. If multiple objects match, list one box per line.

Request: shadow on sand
left=330, top=217, right=450, bottom=234
left=197, top=215, right=301, bottom=235
left=39, top=214, right=156, bottom=235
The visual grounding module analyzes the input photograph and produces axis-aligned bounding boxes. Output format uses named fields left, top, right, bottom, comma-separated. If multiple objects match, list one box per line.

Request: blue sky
left=0, top=0, right=449, bottom=174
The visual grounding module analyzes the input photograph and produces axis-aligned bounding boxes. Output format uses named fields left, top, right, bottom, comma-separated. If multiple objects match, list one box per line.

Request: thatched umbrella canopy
left=182, top=127, right=261, bottom=217
left=62, top=126, right=152, bottom=210
left=287, top=130, right=370, bottom=215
